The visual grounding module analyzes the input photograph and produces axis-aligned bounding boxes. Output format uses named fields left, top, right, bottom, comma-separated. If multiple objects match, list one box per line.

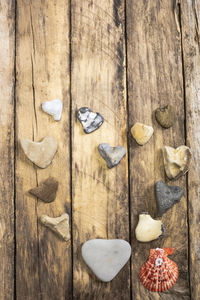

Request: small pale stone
left=82, top=239, right=131, bottom=282
left=155, top=104, right=176, bottom=128
left=40, top=213, right=70, bottom=242
left=20, top=136, right=58, bottom=169
left=162, top=145, right=192, bottom=179
left=98, top=143, right=126, bottom=168
left=29, top=177, right=58, bottom=203
left=131, top=122, right=154, bottom=145
left=155, top=181, right=184, bottom=216
left=135, top=213, right=165, bottom=242
left=77, top=107, right=104, bottom=134
left=42, top=99, right=63, bottom=121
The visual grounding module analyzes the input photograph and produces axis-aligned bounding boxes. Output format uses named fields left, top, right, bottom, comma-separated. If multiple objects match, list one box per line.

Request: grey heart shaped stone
left=82, top=239, right=131, bottom=282
left=98, top=143, right=126, bottom=168
left=77, top=107, right=104, bottom=134
left=155, top=181, right=184, bottom=216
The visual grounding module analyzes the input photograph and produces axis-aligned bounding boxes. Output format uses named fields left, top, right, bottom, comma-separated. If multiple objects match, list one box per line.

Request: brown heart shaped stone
left=20, top=136, right=58, bottom=168
left=29, top=177, right=58, bottom=203
left=155, top=105, right=175, bottom=128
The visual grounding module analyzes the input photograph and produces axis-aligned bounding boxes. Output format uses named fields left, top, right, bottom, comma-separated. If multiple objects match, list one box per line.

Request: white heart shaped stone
left=82, top=239, right=131, bottom=282
left=162, top=145, right=192, bottom=179
left=20, top=136, right=58, bottom=168
left=42, top=99, right=63, bottom=121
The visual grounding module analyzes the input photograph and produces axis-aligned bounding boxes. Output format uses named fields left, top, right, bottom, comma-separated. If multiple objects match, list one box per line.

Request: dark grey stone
left=77, top=107, right=104, bottom=134
left=98, top=143, right=126, bottom=168
left=155, top=181, right=184, bottom=217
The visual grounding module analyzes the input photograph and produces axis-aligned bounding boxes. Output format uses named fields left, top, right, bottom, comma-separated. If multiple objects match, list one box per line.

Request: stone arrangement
left=21, top=101, right=192, bottom=290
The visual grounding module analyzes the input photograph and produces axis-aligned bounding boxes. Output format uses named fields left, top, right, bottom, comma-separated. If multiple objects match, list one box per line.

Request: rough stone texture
left=77, top=107, right=104, bottom=134
left=162, top=145, right=192, bottom=179
left=98, top=143, right=126, bottom=168
left=29, top=177, right=58, bottom=203
left=42, top=99, right=63, bottom=121
left=155, top=104, right=176, bottom=128
left=20, top=136, right=58, bottom=168
left=135, top=213, right=165, bottom=242
left=131, top=122, right=154, bottom=145
left=155, top=181, right=184, bottom=217
left=81, top=239, right=131, bottom=282
left=40, top=213, right=70, bottom=242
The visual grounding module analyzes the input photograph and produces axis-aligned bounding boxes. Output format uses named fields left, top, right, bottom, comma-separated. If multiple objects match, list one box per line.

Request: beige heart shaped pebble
left=20, top=136, right=58, bottom=168
left=162, top=145, right=192, bottom=179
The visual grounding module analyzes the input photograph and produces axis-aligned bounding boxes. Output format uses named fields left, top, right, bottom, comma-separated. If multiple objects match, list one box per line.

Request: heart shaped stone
left=20, top=136, right=58, bottom=169
left=155, top=105, right=175, bottom=128
left=77, top=107, right=104, bottom=134
left=135, top=213, right=165, bottom=242
left=82, top=239, right=131, bottom=282
left=29, top=177, right=58, bottom=203
left=40, top=213, right=70, bottom=242
left=131, top=122, right=154, bottom=145
left=162, top=145, right=192, bottom=179
left=98, top=143, right=126, bottom=168
left=42, top=99, right=63, bottom=121
left=155, top=181, right=184, bottom=216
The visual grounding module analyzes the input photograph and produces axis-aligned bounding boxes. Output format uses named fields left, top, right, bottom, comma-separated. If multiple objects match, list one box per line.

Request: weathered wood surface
left=71, top=0, right=130, bottom=299
left=0, top=0, right=200, bottom=299
left=0, top=0, right=15, bottom=299
left=126, top=0, right=190, bottom=299
left=181, top=1, right=200, bottom=299
left=15, top=1, right=71, bottom=299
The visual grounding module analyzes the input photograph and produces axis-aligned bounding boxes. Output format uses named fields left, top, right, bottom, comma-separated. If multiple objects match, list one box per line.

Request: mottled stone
left=135, top=213, right=165, bottom=242
left=131, top=122, right=154, bottom=145
left=40, top=213, right=70, bottom=242
left=82, top=239, right=131, bottom=282
left=155, top=105, right=176, bottom=128
left=29, top=177, right=58, bottom=203
left=155, top=181, right=184, bottom=216
left=77, top=107, right=104, bottom=134
left=20, top=136, right=58, bottom=169
left=162, top=145, right=192, bottom=179
left=98, top=143, right=126, bottom=168
left=42, top=99, right=63, bottom=121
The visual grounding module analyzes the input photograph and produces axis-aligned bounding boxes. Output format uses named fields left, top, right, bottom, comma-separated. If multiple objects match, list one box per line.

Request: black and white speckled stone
left=155, top=181, right=184, bottom=217
left=77, top=107, right=104, bottom=134
left=98, top=143, right=126, bottom=168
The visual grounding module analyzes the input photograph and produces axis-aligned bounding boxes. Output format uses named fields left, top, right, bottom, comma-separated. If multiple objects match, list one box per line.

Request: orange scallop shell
left=139, top=248, right=178, bottom=292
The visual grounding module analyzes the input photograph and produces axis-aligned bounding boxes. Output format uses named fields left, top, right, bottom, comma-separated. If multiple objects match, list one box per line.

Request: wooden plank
left=126, top=0, right=190, bottom=298
left=181, top=1, right=200, bottom=299
left=71, top=0, right=130, bottom=298
left=15, top=1, right=72, bottom=299
left=0, top=1, right=15, bottom=299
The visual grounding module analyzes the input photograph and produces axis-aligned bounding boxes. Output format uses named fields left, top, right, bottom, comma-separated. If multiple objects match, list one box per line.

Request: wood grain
left=15, top=1, right=72, bottom=299
left=181, top=1, right=200, bottom=299
left=71, top=0, right=130, bottom=299
left=0, top=1, right=15, bottom=299
left=126, top=0, right=190, bottom=298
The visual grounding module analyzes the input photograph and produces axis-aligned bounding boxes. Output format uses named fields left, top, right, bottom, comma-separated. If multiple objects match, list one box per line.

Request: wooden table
left=1, top=0, right=199, bottom=299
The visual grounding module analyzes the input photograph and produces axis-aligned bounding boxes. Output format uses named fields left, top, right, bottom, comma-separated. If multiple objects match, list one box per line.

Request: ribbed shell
left=139, top=248, right=178, bottom=292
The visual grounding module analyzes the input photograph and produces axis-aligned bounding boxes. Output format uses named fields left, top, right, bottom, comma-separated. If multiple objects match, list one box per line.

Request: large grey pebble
left=77, top=107, right=104, bottom=134
left=82, top=239, right=131, bottom=282
left=98, top=143, right=126, bottom=168
left=155, top=181, right=184, bottom=216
